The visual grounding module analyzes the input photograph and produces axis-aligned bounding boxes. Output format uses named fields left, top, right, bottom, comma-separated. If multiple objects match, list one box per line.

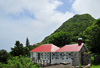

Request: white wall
left=51, top=52, right=73, bottom=64
left=30, top=52, right=37, bottom=61
left=30, top=52, right=51, bottom=64
left=39, top=52, right=50, bottom=64
left=30, top=52, right=78, bottom=65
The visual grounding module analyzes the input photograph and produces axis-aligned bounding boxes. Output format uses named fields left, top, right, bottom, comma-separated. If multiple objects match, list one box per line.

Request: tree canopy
left=26, top=37, right=30, bottom=47
left=42, top=14, right=96, bottom=44
left=43, top=31, right=72, bottom=47
left=79, top=19, right=100, bottom=54
left=0, top=49, right=9, bottom=63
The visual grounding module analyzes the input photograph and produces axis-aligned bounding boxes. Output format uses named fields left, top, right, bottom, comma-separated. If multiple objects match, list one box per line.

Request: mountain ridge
left=41, top=13, right=96, bottom=45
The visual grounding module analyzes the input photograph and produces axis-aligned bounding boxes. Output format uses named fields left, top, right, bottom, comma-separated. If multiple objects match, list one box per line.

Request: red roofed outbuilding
left=30, top=38, right=90, bottom=66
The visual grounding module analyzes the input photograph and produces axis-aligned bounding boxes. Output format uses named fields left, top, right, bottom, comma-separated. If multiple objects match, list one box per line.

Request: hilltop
left=41, top=14, right=96, bottom=46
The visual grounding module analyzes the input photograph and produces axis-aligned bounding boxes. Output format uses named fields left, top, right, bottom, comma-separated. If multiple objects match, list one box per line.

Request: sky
left=0, top=0, right=100, bottom=52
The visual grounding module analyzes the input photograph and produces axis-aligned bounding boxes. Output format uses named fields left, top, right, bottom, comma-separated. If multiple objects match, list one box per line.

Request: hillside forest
left=0, top=13, right=100, bottom=67
left=42, top=14, right=100, bottom=54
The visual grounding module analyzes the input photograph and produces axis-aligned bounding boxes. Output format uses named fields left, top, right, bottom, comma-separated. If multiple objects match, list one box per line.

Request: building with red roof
left=30, top=38, right=90, bottom=66
left=30, top=44, right=60, bottom=52
left=56, top=43, right=86, bottom=52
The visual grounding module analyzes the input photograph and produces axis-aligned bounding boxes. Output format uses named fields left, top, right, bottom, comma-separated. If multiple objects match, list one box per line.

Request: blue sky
left=0, top=0, right=100, bottom=52
left=57, top=0, right=75, bottom=13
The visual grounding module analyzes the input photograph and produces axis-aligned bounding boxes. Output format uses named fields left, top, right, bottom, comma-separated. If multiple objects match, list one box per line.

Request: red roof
left=30, top=44, right=60, bottom=52
left=56, top=43, right=83, bottom=52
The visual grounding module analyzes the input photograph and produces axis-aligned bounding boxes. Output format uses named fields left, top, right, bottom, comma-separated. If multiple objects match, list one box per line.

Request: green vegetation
left=0, top=55, right=40, bottom=68
left=42, top=13, right=100, bottom=54
left=79, top=18, right=100, bottom=54
left=42, top=31, right=72, bottom=47
left=78, top=64, right=81, bottom=67
left=0, top=49, right=10, bottom=64
left=10, top=41, right=38, bottom=57
left=42, top=14, right=96, bottom=45
left=90, top=55, right=100, bottom=68
left=91, top=61, right=100, bottom=68
left=26, top=37, right=30, bottom=47
left=0, top=38, right=40, bottom=67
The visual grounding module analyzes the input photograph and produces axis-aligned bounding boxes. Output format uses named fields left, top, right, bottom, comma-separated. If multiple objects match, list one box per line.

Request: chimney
left=78, top=38, right=82, bottom=46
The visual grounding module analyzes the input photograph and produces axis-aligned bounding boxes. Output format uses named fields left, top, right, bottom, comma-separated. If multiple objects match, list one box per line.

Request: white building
left=30, top=38, right=90, bottom=66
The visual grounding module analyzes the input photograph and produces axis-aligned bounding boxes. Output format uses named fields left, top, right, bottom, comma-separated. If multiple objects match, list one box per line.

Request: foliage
left=0, top=40, right=40, bottom=67
left=10, top=41, right=25, bottom=56
left=42, top=31, right=72, bottom=47
left=42, top=14, right=95, bottom=44
left=10, top=41, right=38, bottom=57
left=0, top=55, right=40, bottom=68
left=26, top=37, right=30, bottom=47
left=0, top=49, right=10, bottom=63
left=24, top=45, right=38, bottom=56
left=79, top=19, right=100, bottom=54
left=78, top=64, right=81, bottom=67
left=89, top=53, right=100, bottom=68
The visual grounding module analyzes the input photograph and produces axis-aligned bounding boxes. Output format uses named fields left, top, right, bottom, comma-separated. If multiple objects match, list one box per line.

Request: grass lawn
left=90, top=56, right=100, bottom=68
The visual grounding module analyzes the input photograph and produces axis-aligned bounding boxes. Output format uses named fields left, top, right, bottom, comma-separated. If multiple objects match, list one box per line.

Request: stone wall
left=82, top=53, right=91, bottom=65
left=72, top=52, right=80, bottom=66
left=78, top=45, right=88, bottom=65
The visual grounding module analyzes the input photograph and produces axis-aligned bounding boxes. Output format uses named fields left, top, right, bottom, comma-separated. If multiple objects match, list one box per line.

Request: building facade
left=30, top=38, right=90, bottom=66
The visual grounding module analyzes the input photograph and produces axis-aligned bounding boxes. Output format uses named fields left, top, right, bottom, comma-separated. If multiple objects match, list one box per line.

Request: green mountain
left=41, top=14, right=96, bottom=46
left=79, top=18, right=100, bottom=53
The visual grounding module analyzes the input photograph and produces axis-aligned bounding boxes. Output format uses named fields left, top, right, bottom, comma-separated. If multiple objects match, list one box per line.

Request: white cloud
left=72, top=0, right=100, bottom=19
left=0, top=0, right=74, bottom=52
left=1, top=0, right=100, bottom=52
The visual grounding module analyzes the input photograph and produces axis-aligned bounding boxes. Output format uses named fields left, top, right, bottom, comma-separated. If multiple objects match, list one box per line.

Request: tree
left=10, top=41, right=25, bottom=56
left=26, top=37, right=30, bottom=47
left=47, top=31, right=72, bottom=47
left=42, top=14, right=95, bottom=44
left=10, top=40, right=37, bottom=57
left=24, top=45, right=37, bottom=56
left=80, top=19, right=100, bottom=54
left=0, top=49, right=9, bottom=63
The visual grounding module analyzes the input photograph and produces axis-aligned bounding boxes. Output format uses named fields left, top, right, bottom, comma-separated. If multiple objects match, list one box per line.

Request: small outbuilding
left=30, top=44, right=60, bottom=64
left=30, top=38, right=91, bottom=66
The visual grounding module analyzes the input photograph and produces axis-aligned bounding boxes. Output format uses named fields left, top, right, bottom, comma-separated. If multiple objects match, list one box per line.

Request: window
left=52, top=52, right=55, bottom=59
left=66, top=52, right=68, bottom=59
left=60, top=52, right=64, bottom=60
left=69, top=52, right=73, bottom=59
left=47, top=53, right=50, bottom=59
left=36, top=53, right=38, bottom=59
left=40, top=53, right=43, bottom=59
left=55, top=52, right=59, bottom=59
left=44, top=53, right=46, bottom=59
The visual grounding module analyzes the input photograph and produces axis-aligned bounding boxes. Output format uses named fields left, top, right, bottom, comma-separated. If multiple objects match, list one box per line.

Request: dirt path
left=42, top=64, right=73, bottom=68
left=42, top=64, right=86, bottom=68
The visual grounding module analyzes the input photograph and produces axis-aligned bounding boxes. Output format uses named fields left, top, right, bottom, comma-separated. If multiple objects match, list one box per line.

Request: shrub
left=79, top=64, right=81, bottom=67
left=1, top=55, right=40, bottom=68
